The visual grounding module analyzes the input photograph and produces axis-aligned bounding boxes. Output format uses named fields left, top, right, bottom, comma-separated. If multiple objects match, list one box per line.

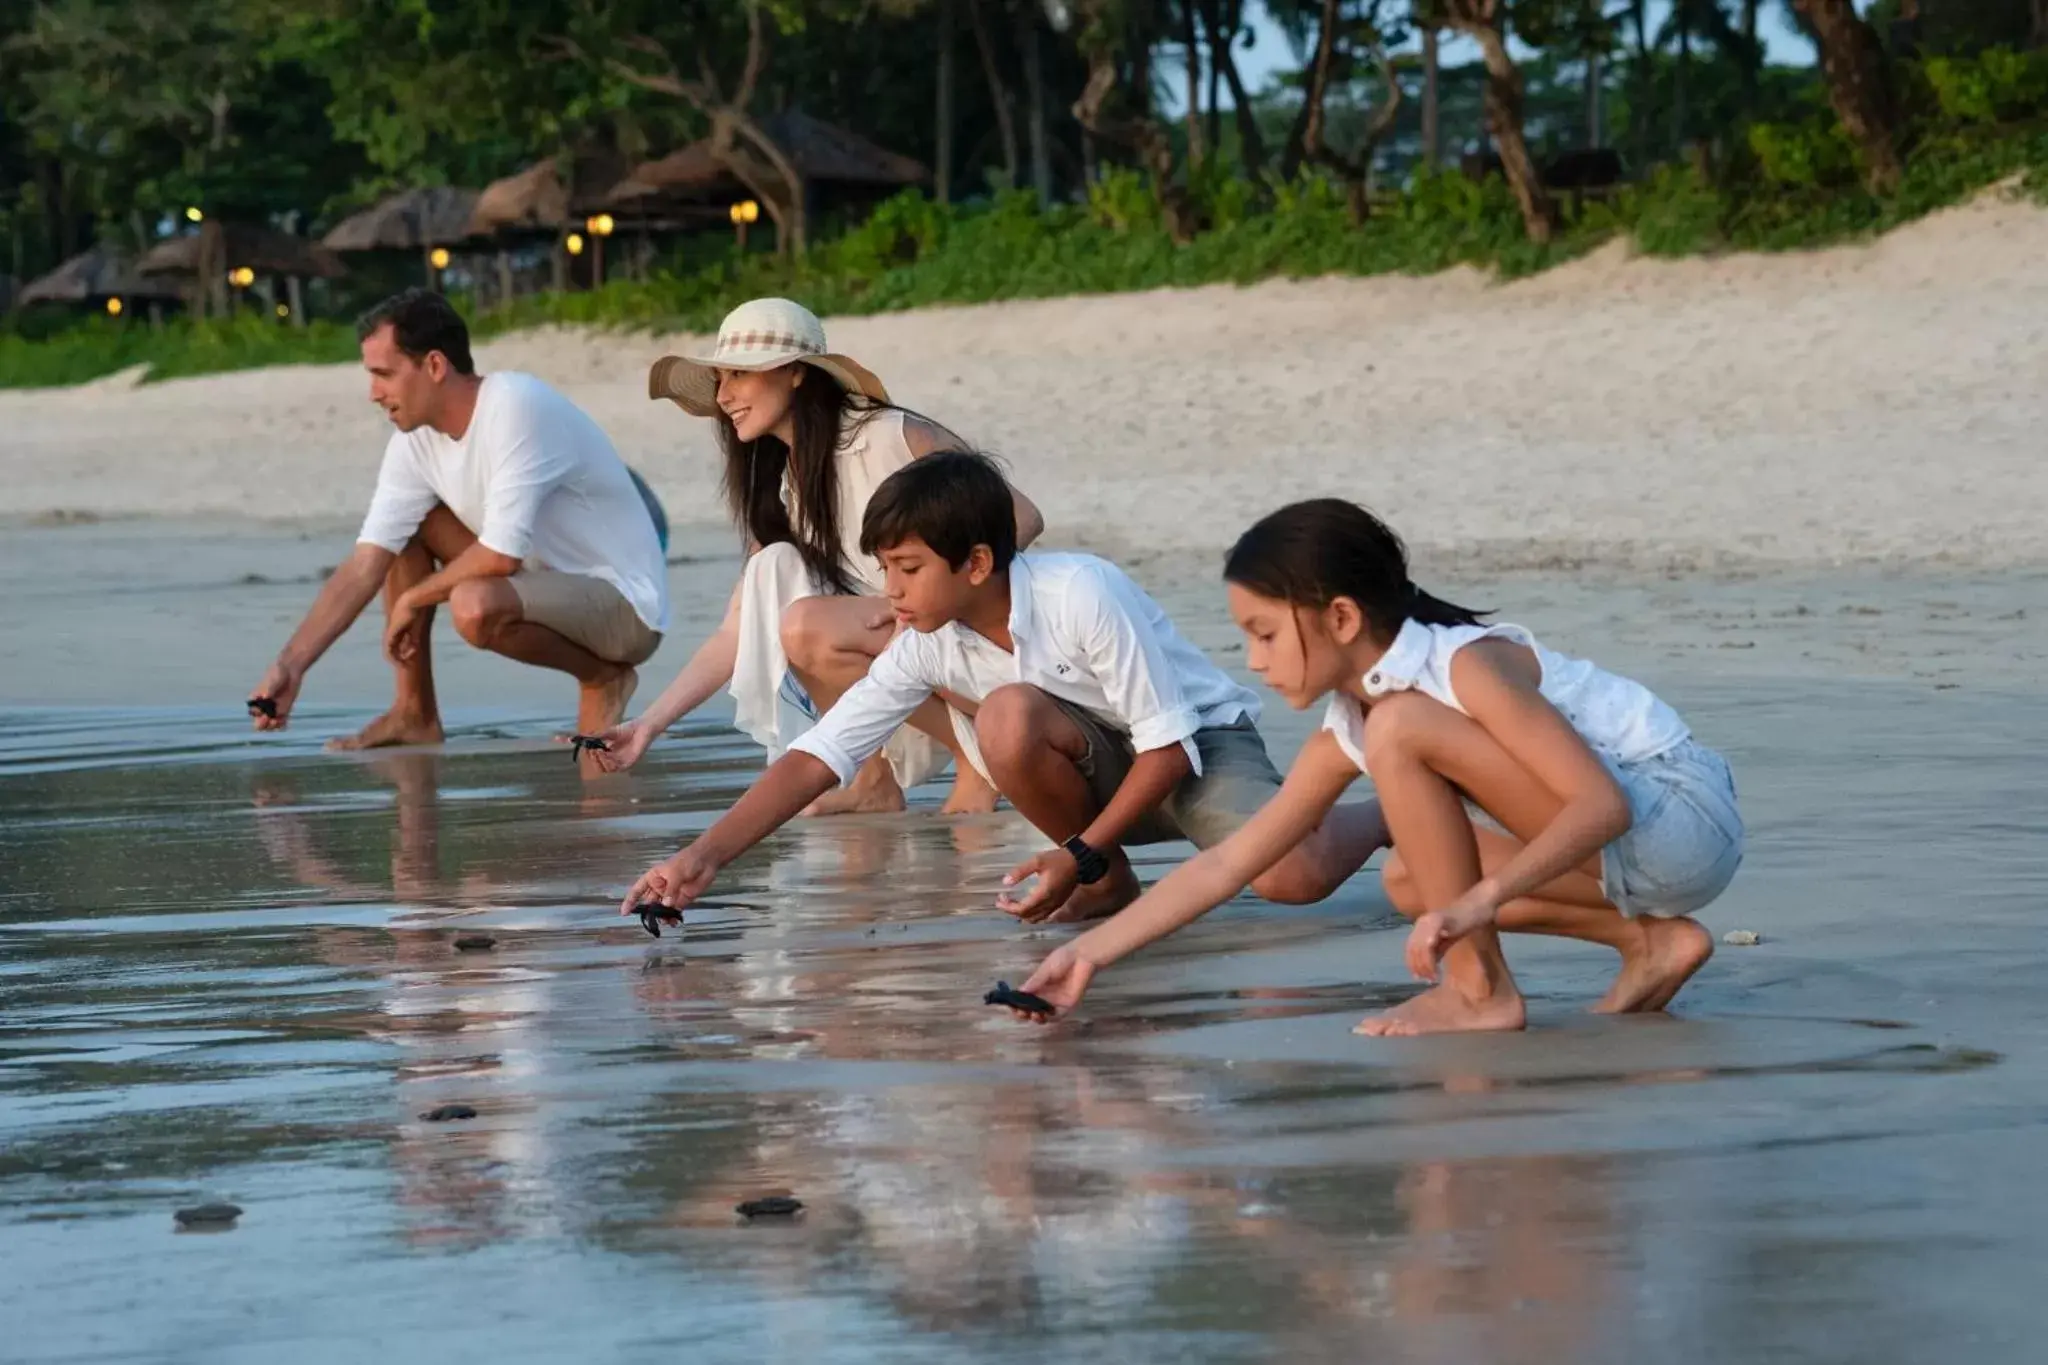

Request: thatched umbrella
left=322, top=185, right=481, bottom=292
left=139, top=221, right=345, bottom=322
left=469, top=148, right=635, bottom=290
left=607, top=111, right=926, bottom=206
left=19, top=244, right=182, bottom=313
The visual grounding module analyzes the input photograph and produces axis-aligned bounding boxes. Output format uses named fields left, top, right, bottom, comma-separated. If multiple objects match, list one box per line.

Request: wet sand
left=4, top=520, right=2047, bottom=1362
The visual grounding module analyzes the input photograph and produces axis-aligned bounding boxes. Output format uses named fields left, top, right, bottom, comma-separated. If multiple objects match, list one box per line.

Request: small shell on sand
left=1722, top=929, right=1762, bottom=946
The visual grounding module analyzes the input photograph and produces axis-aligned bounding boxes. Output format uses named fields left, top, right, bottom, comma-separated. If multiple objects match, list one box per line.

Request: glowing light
left=586, top=213, right=615, bottom=238
left=185, top=206, right=204, bottom=223
left=275, top=303, right=290, bottom=318
left=728, top=200, right=760, bottom=225
left=429, top=246, right=451, bottom=270
left=228, top=266, right=256, bottom=288
left=565, top=232, right=585, bottom=256
left=106, top=297, right=124, bottom=316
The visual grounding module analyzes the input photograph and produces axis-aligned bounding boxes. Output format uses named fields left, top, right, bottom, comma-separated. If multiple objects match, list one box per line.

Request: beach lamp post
left=105, top=297, right=123, bottom=318
left=185, top=206, right=204, bottom=223
left=428, top=244, right=451, bottom=289
left=585, top=213, right=614, bottom=287
left=729, top=199, right=760, bottom=250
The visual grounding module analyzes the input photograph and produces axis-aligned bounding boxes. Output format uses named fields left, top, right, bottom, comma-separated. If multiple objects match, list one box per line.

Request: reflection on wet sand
left=4, top=682, right=2047, bottom=1361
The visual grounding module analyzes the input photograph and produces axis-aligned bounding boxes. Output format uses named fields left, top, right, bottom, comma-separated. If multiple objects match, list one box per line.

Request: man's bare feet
left=575, top=668, right=638, bottom=778
left=1355, top=982, right=1527, bottom=1037
left=939, top=763, right=1000, bottom=816
left=1047, top=860, right=1143, bottom=923
left=1594, top=916, right=1714, bottom=1014
left=327, top=709, right=443, bottom=751
left=800, top=754, right=908, bottom=816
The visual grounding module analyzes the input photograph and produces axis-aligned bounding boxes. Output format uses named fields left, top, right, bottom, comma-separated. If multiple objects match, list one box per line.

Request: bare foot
left=939, top=763, right=1000, bottom=816
left=1595, top=916, right=1714, bottom=1014
left=1354, top=983, right=1527, bottom=1037
left=1046, top=861, right=1143, bottom=923
left=327, top=709, right=443, bottom=752
left=575, top=668, right=638, bottom=779
left=800, top=754, right=907, bottom=816
left=577, top=667, right=638, bottom=734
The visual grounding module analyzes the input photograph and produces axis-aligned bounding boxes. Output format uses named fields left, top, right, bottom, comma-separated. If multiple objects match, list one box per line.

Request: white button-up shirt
left=789, top=552, right=1260, bottom=788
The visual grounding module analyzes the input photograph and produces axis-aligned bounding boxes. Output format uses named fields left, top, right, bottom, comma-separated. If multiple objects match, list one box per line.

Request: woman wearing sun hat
left=590, top=297, right=1044, bottom=814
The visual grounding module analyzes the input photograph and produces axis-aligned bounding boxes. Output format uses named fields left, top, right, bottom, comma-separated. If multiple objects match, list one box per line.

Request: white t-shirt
left=356, top=371, right=670, bottom=632
left=789, top=552, right=1260, bottom=788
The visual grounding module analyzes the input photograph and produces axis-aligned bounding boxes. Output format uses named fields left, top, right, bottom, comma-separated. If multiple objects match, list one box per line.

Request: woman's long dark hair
left=717, top=370, right=902, bottom=596
left=1223, top=499, right=1485, bottom=636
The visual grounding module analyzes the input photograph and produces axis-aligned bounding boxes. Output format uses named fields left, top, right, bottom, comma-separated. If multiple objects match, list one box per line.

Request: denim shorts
left=1049, top=696, right=1283, bottom=849
left=1601, top=738, right=1745, bottom=918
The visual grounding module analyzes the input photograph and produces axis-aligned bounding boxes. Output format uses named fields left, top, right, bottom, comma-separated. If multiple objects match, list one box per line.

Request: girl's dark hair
left=1223, top=499, right=1485, bottom=634
left=717, top=371, right=916, bottom=595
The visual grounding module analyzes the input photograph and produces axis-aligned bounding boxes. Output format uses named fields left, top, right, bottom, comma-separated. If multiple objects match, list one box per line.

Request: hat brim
left=648, top=351, right=890, bottom=418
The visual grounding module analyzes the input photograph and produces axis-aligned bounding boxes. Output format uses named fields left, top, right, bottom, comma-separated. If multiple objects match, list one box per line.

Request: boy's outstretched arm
left=621, top=752, right=839, bottom=913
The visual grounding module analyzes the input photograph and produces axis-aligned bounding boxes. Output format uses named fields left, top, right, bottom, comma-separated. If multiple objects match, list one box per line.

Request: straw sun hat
left=647, top=297, right=889, bottom=418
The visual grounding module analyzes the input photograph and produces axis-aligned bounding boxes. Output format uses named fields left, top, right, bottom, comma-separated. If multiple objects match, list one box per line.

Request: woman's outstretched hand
left=592, top=719, right=653, bottom=773
left=1009, top=942, right=1097, bottom=1023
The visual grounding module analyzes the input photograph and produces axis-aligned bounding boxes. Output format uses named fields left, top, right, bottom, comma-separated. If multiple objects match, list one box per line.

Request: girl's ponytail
left=1225, top=501, right=1484, bottom=633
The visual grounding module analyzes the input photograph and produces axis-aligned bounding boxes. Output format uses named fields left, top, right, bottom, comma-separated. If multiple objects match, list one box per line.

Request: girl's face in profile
left=715, top=364, right=803, bottom=443
left=1228, top=583, right=1358, bottom=709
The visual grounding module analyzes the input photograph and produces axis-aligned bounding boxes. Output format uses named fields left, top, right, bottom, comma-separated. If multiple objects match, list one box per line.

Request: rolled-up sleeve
left=1076, top=566, right=1204, bottom=772
left=786, top=634, right=938, bottom=787
left=356, top=437, right=439, bottom=552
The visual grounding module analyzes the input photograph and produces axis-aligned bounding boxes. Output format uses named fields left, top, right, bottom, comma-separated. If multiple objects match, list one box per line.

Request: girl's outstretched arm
left=1017, top=732, right=1365, bottom=1016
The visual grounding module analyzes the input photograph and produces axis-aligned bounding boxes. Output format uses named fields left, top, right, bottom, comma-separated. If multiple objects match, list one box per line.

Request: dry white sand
left=4, top=188, right=2046, bottom=571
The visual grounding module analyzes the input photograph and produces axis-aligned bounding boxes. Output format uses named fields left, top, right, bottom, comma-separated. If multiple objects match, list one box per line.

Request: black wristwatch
left=1062, top=835, right=1110, bottom=885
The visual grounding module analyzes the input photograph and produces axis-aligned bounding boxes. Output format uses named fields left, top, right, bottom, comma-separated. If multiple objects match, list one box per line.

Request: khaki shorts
left=1049, top=694, right=1283, bottom=848
left=509, top=570, right=662, bottom=666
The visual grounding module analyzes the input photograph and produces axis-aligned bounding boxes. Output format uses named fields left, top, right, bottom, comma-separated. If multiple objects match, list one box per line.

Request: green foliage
left=0, top=314, right=356, bottom=388
left=1922, top=47, right=2048, bottom=127
left=1746, top=117, right=1863, bottom=189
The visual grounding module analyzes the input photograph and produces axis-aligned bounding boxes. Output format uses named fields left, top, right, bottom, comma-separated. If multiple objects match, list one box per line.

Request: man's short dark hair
left=355, top=288, right=475, bottom=376
left=859, top=449, right=1018, bottom=571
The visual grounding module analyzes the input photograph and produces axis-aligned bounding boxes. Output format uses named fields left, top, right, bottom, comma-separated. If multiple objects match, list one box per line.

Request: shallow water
left=5, top=675, right=2047, bottom=1364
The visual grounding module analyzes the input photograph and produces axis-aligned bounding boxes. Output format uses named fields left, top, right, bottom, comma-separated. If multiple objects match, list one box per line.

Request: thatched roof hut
left=19, top=244, right=182, bottom=305
left=605, top=111, right=927, bottom=209
left=469, top=148, right=633, bottom=234
left=138, top=222, right=346, bottom=280
left=322, top=186, right=481, bottom=252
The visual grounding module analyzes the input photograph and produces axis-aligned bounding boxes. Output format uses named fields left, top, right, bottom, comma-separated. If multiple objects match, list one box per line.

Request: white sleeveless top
left=780, top=406, right=915, bottom=593
left=1322, top=620, right=1690, bottom=774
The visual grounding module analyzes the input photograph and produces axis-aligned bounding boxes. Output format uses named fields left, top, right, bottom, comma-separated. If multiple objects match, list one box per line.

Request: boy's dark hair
left=355, top=288, right=475, bottom=376
left=859, top=449, right=1017, bottom=571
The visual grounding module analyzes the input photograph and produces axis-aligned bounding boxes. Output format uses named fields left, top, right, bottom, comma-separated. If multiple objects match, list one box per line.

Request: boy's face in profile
left=876, top=536, right=995, bottom=633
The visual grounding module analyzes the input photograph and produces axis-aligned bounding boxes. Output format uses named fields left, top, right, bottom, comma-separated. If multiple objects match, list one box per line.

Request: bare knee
left=449, top=579, right=516, bottom=648
left=1360, top=690, right=1440, bottom=772
left=778, top=596, right=833, bottom=672
left=1380, top=849, right=1423, bottom=919
left=1249, top=856, right=1333, bottom=906
left=973, top=684, right=1055, bottom=775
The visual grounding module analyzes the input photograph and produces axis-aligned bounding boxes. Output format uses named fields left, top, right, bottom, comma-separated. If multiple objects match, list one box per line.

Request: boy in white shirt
left=624, top=451, right=1385, bottom=923
left=246, top=290, right=670, bottom=756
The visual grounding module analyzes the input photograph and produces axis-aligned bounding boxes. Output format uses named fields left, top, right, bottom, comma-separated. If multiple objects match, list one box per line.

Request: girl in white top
left=1009, top=499, right=1744, bottom=1036
left=593, top=299, right=1043, bottom=814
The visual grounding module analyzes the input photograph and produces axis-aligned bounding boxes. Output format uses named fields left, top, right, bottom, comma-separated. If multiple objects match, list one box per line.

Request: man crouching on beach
left=248, top=289, right=670, bottom=755
left=623, top=450, right=1384, bottom=924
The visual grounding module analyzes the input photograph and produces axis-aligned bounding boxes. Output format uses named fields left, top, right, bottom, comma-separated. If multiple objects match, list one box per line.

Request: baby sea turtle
left=453, top=935, right=497, bottom=952
left=421, top=1103, right=478, bottom=1123
left=246, top=697, right=278, bottom=720
left=174, top=1203, right=243, bottom=1228
left=568, top=734, right=610, bottom=762
left=634, top=902, right=683, bottom=938
left=984, top=981, right=1055, bottom=1017
left=735, top=1196, right=803, bottom=1220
